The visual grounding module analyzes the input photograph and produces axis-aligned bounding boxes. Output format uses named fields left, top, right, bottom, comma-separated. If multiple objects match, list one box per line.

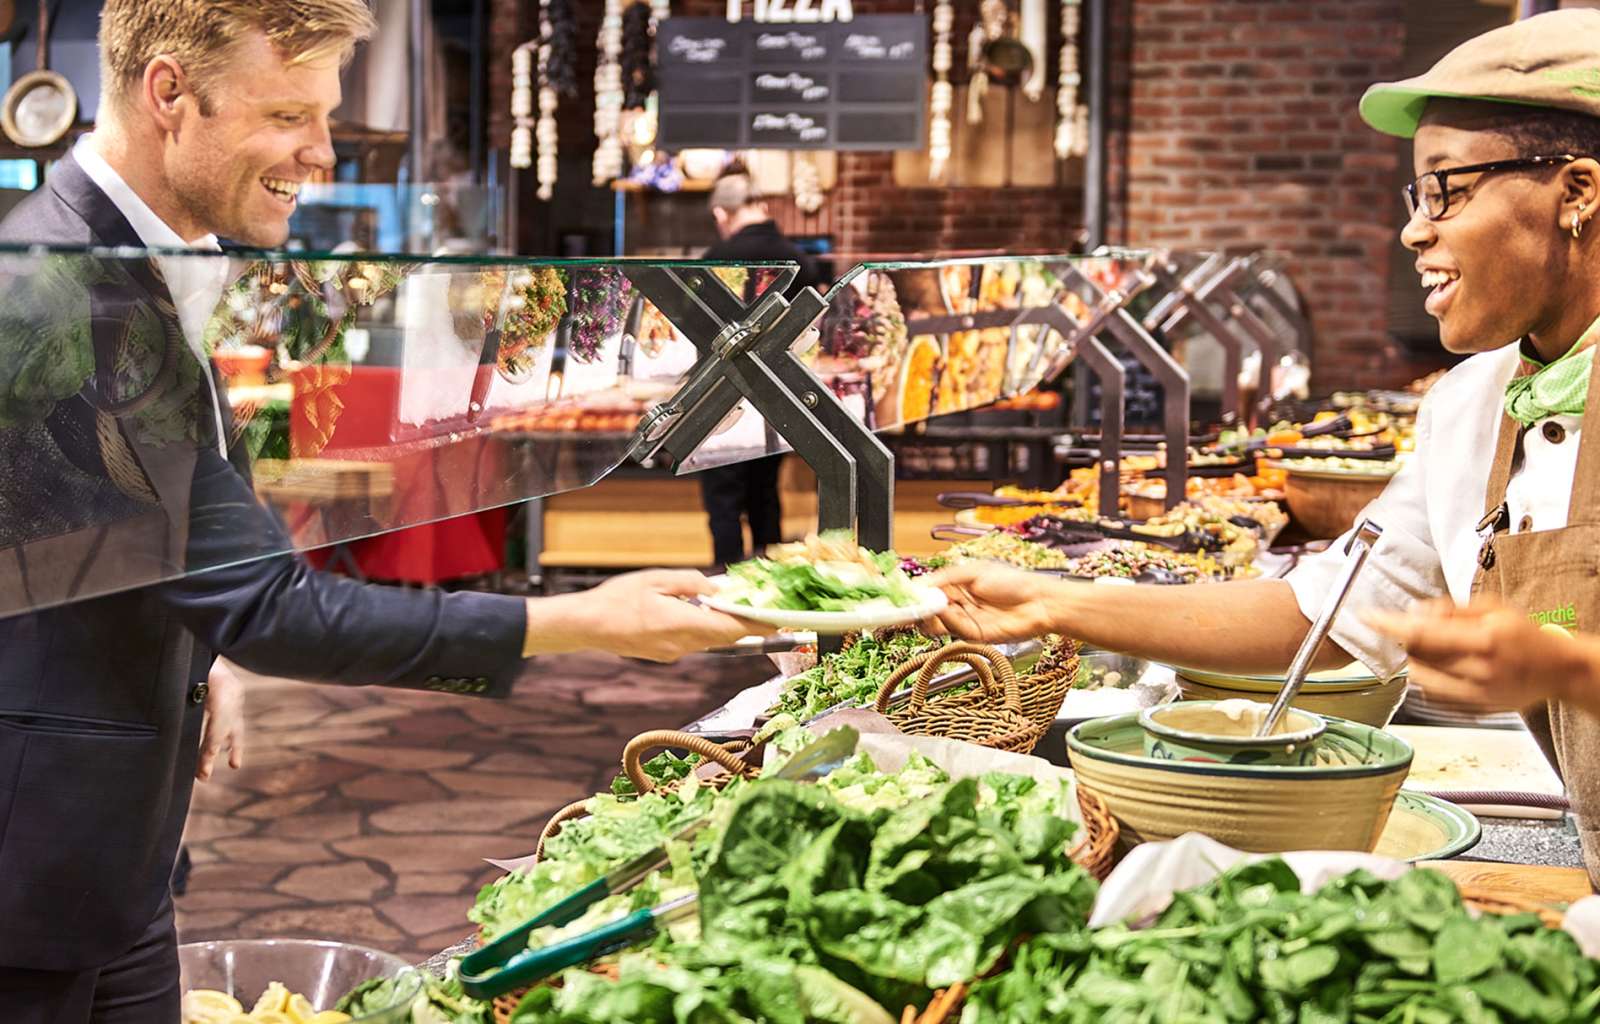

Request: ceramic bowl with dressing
left=1139, top=699, right=1326, bottom=765
left=1170, top=662, right=1408, bottom=729
left=1068, top=712, right=1412, bottom=853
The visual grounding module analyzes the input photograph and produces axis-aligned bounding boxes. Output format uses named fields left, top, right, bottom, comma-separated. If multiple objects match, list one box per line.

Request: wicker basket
left=487, top=733, right=762, bottom=1024
left=1016, top=636, right=1080, bottom=737
left=532, top=730, right=759, bottom=863
left=876, top=642, right=1045, bottom=755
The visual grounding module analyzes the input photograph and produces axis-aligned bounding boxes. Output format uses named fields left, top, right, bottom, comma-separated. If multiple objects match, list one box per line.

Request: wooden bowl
left=1068, top=712, right=1412, bottom=853
left=1171, top=664, right=1409, bottom=729
left=1282, top=469, right=1392, bottom=539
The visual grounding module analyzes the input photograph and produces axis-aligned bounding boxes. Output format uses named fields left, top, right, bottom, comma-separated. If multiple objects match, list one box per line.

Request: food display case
left=0, top=243, right=1335, bottom=621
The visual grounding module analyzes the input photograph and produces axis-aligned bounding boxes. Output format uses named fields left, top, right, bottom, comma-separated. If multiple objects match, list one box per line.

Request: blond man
left=0, top=4, right=758, bottom=1016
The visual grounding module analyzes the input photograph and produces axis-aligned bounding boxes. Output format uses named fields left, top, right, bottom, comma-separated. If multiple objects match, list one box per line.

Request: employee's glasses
left=1404, top=154, right=1579, bottom=221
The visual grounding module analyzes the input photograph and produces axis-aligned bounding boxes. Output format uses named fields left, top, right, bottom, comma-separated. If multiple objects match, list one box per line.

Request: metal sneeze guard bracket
left=619, top=266, right=895, bottom=600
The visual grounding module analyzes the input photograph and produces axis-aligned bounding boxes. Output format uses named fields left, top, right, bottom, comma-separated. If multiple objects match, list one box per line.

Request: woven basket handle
left=875, top=642, right=1021, bottom=715
left=621, top=729, right=753, bottom=795
left=532, top=797, right=592, bottom=864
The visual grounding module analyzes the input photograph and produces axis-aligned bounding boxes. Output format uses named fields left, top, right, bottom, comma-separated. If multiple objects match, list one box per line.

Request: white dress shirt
left=1286, top=343, right=1582, bottom=680
left=73, top=135, right=232, bottom=456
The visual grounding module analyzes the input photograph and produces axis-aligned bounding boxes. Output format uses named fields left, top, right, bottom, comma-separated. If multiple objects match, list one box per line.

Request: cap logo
left=1542, top=66, right=1600, bottom=100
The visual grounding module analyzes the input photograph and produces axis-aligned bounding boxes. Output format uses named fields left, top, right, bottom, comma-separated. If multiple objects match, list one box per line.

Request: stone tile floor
left=175, top=654, right=769, bottom=962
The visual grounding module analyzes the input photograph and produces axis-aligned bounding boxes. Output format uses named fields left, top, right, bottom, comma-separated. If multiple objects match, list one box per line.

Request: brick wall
left=832, top=153, right=1083, bottom=259
left=485, top=0, right=1434, bottom=389
left=1105, top=0, right=1430, bottom=390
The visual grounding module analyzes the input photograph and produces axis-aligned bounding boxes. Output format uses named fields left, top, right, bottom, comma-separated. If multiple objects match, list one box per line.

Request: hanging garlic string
left=1020, top=0, right=1047, bottom=102
left=1054, top=0, right=1083, bottom=160
left=966, top=15, right=987, bottom=126
left=510, top=42, right=534, bottom=170
left=592, top=0, right=626, bottom=185
left=794, top=153, right=823, bottom=213
left=967, top=0, right=1007, bottom=126
left=537, top=0, right=560, bottom=199
left=928, top=0, right=954, bottom=183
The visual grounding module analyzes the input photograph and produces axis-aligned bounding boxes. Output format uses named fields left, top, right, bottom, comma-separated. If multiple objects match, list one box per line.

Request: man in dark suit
left=697, top=168, right=826, bottom=568
left=0, top=2, right=760, bottom=1019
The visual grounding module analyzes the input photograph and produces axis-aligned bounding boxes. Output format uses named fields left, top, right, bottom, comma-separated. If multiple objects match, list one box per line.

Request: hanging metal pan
left=2, top=0, right=76, bottom=149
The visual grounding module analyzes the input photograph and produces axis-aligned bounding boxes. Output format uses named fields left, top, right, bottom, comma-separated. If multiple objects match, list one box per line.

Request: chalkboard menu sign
left=657, top=15, right=927, bottom=151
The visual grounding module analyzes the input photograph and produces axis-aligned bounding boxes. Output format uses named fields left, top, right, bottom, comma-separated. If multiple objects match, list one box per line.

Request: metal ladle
left=1256, top=519, right=1384, bottom=737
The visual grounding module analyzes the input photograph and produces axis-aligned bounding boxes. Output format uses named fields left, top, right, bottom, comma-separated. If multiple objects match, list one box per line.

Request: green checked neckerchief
left=1504, top=315, right=1600, bottom=427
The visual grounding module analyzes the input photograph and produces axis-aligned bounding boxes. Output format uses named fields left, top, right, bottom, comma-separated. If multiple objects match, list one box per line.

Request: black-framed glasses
left=1404, top=155, right=1579, bottom=220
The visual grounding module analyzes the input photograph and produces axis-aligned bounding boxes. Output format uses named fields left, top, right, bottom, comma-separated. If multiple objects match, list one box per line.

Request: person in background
left=0, top=2, right=762, bottom=1018
left=697, top=167, right=826, bottom=568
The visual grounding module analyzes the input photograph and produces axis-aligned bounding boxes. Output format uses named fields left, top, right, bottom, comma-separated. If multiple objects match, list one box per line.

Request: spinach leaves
left=510, top=775, right=1097, bottom=1024
left=960, top=861, right=1600, bottom=1024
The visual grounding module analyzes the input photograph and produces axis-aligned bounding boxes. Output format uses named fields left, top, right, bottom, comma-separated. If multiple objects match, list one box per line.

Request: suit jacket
left=0, top=155, right=529, bottom=970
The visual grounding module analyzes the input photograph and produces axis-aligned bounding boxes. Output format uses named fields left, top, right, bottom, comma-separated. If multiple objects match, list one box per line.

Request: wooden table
left=1421, top=860, right=1593, bottom=906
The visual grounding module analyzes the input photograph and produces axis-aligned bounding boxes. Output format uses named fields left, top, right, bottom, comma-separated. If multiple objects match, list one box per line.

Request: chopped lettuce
left=723, top=558, right=921, bottom=613
left=719, top=532, right=921, bottom=614
left=766, top=629, right=946, bottom=721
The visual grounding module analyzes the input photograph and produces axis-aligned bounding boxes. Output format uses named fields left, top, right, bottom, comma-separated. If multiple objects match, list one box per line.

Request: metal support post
left=1049, top=262, right=1191, bottom=509
left=1016, top=305, right=1123, bottom=517
left=1239, top=257, right=1313, bottom=356
left=1102, top=310, right=1190, bottom=509
left=1142, top=253, right=1247, bottom=425
left=621, top=267, right=894, bottom=554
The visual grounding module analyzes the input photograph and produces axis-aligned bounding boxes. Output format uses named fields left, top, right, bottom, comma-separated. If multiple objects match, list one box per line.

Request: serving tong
left=457, top=727, right=861, bottom=999
left=1256, top=520, right=1384, bottom=737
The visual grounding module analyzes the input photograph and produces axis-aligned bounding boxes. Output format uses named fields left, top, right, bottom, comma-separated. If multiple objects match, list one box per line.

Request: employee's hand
left=197, top=660, right=246, bottom=781
left=1366, top=597, right=1593, bottom=715
left=922, top=562, right=1062, bottom=643
left=526, top=569, right=774, bottom=662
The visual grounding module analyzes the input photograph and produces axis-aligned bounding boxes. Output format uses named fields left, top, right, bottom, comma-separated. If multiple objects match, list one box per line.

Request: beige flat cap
left=1361, top=8, right=1600, bottom=138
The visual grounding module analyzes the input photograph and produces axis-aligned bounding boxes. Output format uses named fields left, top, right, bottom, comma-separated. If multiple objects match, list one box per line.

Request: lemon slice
left=182, top=989, right=243, bottom=1024
left=285, top=994, right=317, bottom=1023
left=251, top=1012, right=296, bottom=1024
left=252, top=982, right=292, bottom=1015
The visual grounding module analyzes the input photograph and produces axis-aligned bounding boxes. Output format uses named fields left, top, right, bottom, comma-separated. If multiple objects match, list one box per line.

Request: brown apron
left=1472, top=347, right=1600, bottom=886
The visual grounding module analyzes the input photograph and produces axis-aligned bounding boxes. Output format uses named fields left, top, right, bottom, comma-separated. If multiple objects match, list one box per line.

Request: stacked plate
left=1401, top=682, right=1525, bottom=730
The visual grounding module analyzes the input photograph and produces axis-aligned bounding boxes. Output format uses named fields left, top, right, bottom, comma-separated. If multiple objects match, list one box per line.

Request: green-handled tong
left=458, top=726, right=860, bottom=998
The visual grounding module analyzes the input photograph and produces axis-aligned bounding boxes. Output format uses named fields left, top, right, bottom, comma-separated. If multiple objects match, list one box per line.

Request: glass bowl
left=178, top=939, right=421, bottom=1023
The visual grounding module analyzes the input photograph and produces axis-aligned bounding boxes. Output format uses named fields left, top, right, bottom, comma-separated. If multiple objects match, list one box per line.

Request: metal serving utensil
left=1256, top=519, right=1384, bottom=737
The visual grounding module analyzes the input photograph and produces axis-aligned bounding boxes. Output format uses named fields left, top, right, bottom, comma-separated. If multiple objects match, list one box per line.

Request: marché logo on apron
left=1529, top=602, right=1579, bottom=626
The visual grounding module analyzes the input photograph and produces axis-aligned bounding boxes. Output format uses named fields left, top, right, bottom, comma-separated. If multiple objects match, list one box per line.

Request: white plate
left=702, top=575, right=948, bottom=634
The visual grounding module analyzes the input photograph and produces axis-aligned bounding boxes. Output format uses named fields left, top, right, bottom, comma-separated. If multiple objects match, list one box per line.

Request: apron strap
left=1483, top=412, right=1520, bottom=514
left=1567, top=342, right=1600, bottom=522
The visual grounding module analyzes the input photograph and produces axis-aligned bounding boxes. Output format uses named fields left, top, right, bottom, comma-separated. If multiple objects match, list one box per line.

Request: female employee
left=924, top=8, right=1600, bottom=883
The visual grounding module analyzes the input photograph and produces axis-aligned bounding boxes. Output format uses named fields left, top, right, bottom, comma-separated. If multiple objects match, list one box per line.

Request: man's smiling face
left=164, top=31, right=340, bottom=246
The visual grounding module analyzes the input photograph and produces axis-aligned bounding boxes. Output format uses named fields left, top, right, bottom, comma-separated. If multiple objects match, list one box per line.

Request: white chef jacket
left=1285, top=343, right=1583, bottom=680
left=73, top=135, right=232, bottom=457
